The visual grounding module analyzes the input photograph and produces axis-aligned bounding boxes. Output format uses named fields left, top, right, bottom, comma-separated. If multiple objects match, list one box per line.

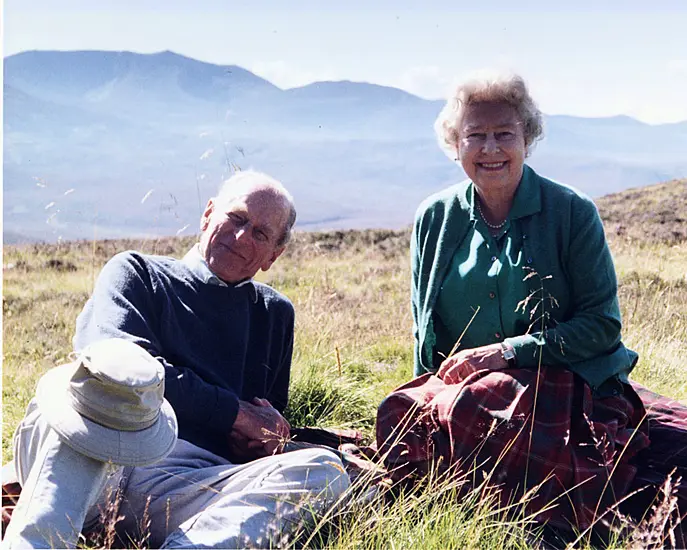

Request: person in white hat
left=74, top=170, right=300, bottom=463
left=4, top=172, right=351, bottom=548
left=3, top=338, right=179, bottom=548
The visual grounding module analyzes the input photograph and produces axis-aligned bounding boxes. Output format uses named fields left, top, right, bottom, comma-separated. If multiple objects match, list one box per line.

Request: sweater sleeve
left=505, top=197, right=623, bottom=370
left=266, top=301, right=294, bottom=414
left=410, top=209, right=426, bottom=376
left=73, top=252, right=241, bottom=436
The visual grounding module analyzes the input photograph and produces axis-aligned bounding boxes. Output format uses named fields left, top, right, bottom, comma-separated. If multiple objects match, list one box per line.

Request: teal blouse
left=433, top=215, right=531, bottom=360
left=411, top=165, right=637, bottom=395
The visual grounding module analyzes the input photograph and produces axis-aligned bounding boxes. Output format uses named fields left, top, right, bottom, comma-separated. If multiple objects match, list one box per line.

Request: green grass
left=311, top=473, right=539, bottom=550
left=3, top=214, right=686, bottom=548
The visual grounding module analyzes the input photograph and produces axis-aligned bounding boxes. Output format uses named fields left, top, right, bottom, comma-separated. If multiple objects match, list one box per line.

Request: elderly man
left=4, top=171, right=350, bottom=549
left=75, top=170, right=298, bottom=461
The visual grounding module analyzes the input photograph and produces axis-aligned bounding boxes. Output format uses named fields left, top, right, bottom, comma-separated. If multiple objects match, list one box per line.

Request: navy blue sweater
left=73, top=250, right=295, bottom=460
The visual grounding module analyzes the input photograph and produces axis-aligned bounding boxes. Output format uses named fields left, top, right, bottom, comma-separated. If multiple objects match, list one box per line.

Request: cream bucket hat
left=36, top=338, right=178, bottom=466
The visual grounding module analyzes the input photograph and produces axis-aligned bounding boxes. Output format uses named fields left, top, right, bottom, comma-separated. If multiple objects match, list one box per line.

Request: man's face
left=198, top=188, right=289, bottom=283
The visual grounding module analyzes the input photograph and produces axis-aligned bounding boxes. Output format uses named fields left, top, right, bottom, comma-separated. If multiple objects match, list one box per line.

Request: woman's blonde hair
left=434, top=72, right=544, bottom=159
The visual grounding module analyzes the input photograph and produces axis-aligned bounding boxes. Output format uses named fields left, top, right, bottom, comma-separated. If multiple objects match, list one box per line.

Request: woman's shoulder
left=525, top=166, right=603, bottom=233
left=529, top=166, right=596, bottom=208
left=415, top=179, right=472, bottom=219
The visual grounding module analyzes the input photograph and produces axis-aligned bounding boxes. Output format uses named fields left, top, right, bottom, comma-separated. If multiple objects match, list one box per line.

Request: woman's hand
left=437, top=343, right=510, bottom=385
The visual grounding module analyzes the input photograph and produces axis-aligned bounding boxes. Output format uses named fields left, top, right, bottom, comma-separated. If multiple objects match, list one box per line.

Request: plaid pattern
left=376, top=368, right=651, bottom=531
left=630, top=381, right=687, bottom=484
left=625, top=382, right=687, bottom=546
left=1, top=482, right=21, bottom=539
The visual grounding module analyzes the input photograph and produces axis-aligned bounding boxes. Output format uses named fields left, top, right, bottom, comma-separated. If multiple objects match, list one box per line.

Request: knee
left=286, top=448, right=351, bottom=497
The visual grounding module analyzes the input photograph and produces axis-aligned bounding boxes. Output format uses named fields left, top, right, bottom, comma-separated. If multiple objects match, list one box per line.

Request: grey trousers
left=3, top=400, right=351, bottom=549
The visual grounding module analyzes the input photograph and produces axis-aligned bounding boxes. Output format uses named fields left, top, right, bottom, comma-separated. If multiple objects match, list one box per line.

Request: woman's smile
left=477, top=161, right=507, bottom=169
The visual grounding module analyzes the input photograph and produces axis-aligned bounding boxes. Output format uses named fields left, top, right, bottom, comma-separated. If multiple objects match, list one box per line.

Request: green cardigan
left=411, top=164, right=637, bottom=394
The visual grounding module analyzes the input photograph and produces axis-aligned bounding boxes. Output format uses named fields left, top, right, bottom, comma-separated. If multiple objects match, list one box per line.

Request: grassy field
left=2, top=179, right=686, bottom=548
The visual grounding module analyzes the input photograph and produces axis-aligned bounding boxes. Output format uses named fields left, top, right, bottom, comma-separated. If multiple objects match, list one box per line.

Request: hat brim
left=36, top=362, right=178, bottom=466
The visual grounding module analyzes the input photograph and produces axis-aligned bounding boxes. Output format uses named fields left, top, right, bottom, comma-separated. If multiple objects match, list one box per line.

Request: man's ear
left=200, top=199, right=214, bottom=232
left=261, top=246, right=286, bottom=273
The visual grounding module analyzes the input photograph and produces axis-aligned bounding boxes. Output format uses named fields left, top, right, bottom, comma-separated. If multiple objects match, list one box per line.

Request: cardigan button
left=491, top=255, right=497, bottom=262
left=489, top=292, right=496, bottom=299
left=495, top=332, right=502, bottom=339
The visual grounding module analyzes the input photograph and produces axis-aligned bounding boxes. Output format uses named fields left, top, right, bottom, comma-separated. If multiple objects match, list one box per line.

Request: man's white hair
left=216, top=170, right=297, bottom=246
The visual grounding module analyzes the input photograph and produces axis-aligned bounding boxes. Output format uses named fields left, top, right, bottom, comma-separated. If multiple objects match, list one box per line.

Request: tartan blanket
left=376, top=367, right=652, bottom=531
left=626, top=382, right=687, bottom=547
left=630, top=381, right=687, bottom=483
left=1, top=481, right=21, bottom=539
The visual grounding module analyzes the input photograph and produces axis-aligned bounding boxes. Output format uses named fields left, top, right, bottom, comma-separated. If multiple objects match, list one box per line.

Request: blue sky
left=4, top=0, right=687, bottom=123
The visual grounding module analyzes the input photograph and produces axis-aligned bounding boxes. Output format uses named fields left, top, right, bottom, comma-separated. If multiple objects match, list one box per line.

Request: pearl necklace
left=476, top=199, right=507, bottom=230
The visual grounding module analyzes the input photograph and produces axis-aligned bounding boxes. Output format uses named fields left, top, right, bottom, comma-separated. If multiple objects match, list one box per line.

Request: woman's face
left=456, top=101, right=526, bottom=197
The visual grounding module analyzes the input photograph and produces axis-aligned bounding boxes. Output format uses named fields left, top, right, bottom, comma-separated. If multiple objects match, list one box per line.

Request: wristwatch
left=500, top=342, right=517, bottom=368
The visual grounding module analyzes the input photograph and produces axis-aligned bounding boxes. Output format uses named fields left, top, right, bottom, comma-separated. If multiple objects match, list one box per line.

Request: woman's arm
left=411, top=215, right=425, bottom=376
left=505, top=196, right=624, bottom=369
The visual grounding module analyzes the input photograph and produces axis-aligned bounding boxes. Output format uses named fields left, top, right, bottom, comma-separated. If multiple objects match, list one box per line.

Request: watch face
left=501, top=344, right=516, bottom=364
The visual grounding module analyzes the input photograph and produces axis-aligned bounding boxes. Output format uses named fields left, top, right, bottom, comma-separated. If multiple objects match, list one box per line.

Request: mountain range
left=4, top=50, right=687, bottom=243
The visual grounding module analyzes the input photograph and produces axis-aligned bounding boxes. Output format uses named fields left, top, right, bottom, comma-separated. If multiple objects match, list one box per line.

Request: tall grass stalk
left=3, top=225, right=686, bottom=548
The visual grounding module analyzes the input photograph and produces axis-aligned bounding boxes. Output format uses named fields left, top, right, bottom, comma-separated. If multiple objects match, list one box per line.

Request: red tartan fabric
left=629, top=381, right=687, bottom=486
left=376, top=368, right=650, bottom=531
left=625, top=382, right=687, bottom=546
left=2, top=482, right=21, bottom=539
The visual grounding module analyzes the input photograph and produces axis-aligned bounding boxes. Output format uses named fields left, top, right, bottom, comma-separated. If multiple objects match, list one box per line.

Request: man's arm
left=73, top=252, right=242, bottom=437
left=265, top=302, right=294, bottom=414
left=233, top=297, right=293, bottom=458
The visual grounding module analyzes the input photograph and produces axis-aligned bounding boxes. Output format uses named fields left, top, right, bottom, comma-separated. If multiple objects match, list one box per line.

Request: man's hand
left=231, top=398, right=290, bottom=459
left=437, top=343, right=510, bottom=385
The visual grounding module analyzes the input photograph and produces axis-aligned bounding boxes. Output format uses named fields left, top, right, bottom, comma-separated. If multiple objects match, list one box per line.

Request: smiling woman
left=434, top=74, right=543, bottom=229
left=390, top=71, right=687, bottom=540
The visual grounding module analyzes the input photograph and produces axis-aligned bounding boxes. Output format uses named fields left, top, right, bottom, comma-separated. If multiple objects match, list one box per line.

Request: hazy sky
left=4, top=1, right=687, bottom=124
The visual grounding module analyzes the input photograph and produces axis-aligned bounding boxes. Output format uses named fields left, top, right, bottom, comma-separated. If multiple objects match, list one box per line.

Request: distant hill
left=4, top=50, right=687, bottom=243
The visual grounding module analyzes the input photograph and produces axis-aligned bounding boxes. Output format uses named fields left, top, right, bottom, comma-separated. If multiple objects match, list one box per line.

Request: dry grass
left=2, top=180, right=687, bottom=547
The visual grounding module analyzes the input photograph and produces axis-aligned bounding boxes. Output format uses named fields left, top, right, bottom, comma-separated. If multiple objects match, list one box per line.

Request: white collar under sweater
left=182, top=245, right=258, bottom=303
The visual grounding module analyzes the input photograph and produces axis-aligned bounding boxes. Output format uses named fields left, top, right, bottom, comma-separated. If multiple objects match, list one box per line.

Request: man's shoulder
left=252, top=282, right=295, bottom=315
left=107, top=250, right=185, bottom=273
left=100, top=251, right=196, bottom=291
